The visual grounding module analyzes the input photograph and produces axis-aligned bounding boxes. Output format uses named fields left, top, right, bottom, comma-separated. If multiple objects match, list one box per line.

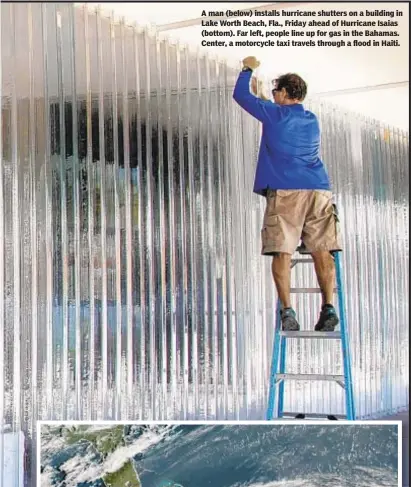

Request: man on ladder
left=233, top=56, right=355, bottom=420
left=233, top=56, right=341, bottom=332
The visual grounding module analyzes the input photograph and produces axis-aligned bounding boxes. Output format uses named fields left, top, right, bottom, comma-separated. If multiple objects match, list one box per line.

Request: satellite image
left=40, top=423, right=398, bottom=487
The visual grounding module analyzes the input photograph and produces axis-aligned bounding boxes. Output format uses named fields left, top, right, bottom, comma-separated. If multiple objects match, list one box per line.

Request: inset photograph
left=39, top=422, right=400, bottom=487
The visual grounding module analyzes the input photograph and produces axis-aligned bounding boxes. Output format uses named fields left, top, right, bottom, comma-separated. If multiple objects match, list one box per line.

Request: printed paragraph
left=200, top=7, right=403, bottom=48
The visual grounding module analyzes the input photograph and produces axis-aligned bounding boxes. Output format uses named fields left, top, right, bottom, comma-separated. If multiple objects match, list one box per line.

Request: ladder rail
left=266, top=305, right=282, bottom=420
left=335, top=251, right=356, bottom=420
left=277, top=315, right=287, bottom=418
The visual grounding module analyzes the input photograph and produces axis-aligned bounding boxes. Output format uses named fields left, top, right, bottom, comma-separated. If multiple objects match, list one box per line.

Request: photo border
left=36, top=419, right=403, bottom=487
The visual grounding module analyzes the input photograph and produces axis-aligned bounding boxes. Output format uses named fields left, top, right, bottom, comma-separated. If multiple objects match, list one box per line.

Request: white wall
left=93, top=1, right=409, bottom=130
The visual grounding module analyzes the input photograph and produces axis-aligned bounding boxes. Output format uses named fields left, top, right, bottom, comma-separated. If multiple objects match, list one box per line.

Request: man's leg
left=302, top=191, right=342, bottom=331
left=271, top=253, right=292, bottom=308
left=311, top=250, right=335, bottom=306
left=311, top=250, right=339, bottom=331
left=262, top=190, right=308, bottom=331
left=271, top=253, right=299, bottom=331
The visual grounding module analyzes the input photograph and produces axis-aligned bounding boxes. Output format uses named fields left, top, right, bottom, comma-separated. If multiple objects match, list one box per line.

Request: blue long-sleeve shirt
left=233, top=70, right=331, bottom=195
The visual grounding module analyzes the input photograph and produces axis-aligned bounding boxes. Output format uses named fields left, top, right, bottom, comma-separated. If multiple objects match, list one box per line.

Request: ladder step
left=282, top=412, right=347, bottom=420
left=290, top=288, right=337, bottom=293
left=276, top=373, right=344, bottom=382
left=280, top=331, right=341, bottom=339
left=296, top=245, right=311, bottom=255
left=292, top=259, right=313, bottom=264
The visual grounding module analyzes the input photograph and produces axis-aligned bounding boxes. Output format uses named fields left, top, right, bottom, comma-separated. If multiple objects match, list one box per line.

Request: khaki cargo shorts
left=261, top=189, right=342, bottom=255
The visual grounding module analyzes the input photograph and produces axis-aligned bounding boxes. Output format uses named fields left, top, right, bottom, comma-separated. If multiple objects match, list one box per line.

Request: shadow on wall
left=51, top=97, right=181, bottom=168
left=9, top=93, right=231, bottom=385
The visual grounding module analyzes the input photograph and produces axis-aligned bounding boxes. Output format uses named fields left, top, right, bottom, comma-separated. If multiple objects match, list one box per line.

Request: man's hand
left=242, top=56, right=260, bottom=70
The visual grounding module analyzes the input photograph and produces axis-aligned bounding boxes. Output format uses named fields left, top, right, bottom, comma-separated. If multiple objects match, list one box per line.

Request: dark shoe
left=314, top=304, right=339, bottom=331
left=281, top=307, right=300, bottom=331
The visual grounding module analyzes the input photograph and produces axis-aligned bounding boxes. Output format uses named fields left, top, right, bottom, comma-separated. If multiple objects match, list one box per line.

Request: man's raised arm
left=233, top=56, right=274, bottom=123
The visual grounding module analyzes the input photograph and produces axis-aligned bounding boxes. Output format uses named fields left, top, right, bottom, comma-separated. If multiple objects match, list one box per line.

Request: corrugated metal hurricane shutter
left=0, top=3, right=408, bottom=485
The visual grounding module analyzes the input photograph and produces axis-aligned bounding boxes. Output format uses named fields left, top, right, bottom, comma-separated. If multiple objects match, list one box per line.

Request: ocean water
left=40, top=424, right=398, bottom=487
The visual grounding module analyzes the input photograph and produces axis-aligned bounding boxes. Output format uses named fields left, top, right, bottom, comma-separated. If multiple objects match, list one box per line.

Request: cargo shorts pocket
left=262, top=215, right=280, bottom=245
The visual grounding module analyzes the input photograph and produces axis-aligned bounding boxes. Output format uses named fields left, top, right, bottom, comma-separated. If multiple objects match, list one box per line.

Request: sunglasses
left=271, top=80, right=281, bottom=96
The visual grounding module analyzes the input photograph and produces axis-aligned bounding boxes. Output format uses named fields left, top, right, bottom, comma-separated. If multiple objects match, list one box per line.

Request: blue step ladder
left=266, top=246, right=356, bottom=420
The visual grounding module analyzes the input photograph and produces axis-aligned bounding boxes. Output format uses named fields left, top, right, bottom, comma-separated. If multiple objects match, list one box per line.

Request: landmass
left=42, top=425, right=141, bottom=487
left=103, top=459, right=140, bottom=487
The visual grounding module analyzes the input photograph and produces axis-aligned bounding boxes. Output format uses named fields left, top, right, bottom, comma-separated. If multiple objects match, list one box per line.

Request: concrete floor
left=380, top=411, right=409, bottom=487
